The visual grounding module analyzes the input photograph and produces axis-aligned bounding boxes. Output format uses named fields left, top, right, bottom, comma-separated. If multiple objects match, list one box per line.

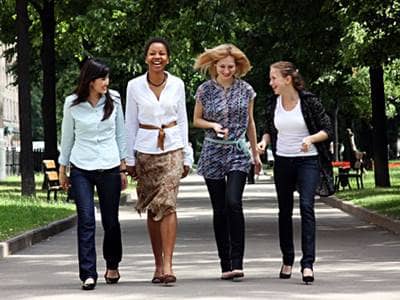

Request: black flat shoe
left=279, top=265, right=292, bottom=279
left=81, top=277, right=96, bottom=290
left=302, top=268, right=314, bottom=284
left=104, top=269, right=120, bottom=284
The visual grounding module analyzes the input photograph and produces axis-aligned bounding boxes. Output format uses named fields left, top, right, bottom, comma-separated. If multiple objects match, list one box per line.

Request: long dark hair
left=72, top=58, right=114, bottom=121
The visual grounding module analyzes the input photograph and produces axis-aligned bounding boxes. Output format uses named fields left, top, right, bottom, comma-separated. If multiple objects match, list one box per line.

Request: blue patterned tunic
left=196, top=79, right=256, bottom=179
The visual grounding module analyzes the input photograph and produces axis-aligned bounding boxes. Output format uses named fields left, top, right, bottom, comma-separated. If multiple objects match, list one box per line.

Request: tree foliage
left=335, top=0, right=400, bottom=187
left=0, top=0, right=400, bottom=187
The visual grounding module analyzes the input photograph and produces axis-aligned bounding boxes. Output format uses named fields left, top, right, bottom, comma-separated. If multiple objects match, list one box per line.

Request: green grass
left=0, top=175, right=76, bottom=241
left=336, top=164, right=400, bottom=220
left=0, top=174, right=137, bottom=242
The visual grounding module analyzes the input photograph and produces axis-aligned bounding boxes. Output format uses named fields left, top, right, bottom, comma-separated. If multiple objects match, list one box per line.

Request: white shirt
left=274, top=96, right=318, bottom=157
left=125, top=72, right=193, bottom=166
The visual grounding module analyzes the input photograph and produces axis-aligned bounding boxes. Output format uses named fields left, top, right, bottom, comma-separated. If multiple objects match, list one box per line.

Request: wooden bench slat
left=43, top=160, right=57, bottom=169
left=45, top=171, right=59, bottom=181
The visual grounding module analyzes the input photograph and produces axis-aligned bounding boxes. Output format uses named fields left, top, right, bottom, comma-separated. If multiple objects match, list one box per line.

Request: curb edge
left=320, top=196, right=400, bottom=235
left=0, top=214, right=77, bottom=259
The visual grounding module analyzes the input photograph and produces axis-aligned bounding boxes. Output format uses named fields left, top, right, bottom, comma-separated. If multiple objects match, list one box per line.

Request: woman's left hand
left=254, top=155, right=263, bottom=175
left=181, top=165, right=190, bottom=178
left=301, top=137, right=313, bottom=152
left=120, top=173, right=128, bottom=191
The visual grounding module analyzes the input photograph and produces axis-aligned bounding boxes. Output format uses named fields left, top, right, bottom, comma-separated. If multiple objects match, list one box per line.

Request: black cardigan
left=263, top=91, right=334, bottom=169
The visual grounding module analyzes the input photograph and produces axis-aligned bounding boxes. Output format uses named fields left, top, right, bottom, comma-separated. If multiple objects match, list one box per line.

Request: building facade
left=0, top=44, right=20, bottom=179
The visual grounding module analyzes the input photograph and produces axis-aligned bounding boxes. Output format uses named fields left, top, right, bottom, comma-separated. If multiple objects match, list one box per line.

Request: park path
left=0, top=174, right=399, bottom=300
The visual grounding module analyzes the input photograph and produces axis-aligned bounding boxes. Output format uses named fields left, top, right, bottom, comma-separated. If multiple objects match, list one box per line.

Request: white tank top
left=274, top=96, right=318, bottom=157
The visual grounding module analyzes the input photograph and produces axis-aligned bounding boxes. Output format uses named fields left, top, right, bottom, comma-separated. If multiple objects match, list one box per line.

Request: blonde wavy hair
left=193, top=44, right=252, bottom=78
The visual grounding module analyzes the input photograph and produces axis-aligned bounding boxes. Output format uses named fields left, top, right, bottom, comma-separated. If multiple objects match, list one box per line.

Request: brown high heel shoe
left=151, top=274, right=164, bottom=284
left=220, top=271, right=235, bottom=280
left=163, top=274, right=177, bottom=284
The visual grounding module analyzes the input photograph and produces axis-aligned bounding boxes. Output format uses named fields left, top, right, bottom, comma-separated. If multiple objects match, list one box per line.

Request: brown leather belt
left=139, top=121, right=177, bottom=150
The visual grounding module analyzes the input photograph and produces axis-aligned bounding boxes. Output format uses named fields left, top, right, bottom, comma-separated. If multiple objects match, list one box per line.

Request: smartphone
left=216, top=132, right=225, bottom=139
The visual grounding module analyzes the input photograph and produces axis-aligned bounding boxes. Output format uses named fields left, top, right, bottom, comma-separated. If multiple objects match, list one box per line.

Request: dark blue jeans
left=205, top=171, right=247, bottom=272
left=273, top=155, right=320, bottom=270
left=70, top=165, right=122, bottom=281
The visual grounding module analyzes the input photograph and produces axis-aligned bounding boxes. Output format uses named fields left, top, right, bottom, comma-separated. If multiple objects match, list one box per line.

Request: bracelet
left=120, top=169, right=127, bottom=173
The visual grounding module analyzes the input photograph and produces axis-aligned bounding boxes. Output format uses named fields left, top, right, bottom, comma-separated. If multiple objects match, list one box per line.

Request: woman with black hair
left=58, top=58, right=128, bottom=290
left=125, top=37, right=193, bottom=284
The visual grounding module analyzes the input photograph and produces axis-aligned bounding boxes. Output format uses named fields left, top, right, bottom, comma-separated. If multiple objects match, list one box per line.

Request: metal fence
left=5, top=148, right=44, bottom=176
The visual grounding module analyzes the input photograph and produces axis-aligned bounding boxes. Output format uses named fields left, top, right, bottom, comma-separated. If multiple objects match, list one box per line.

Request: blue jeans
left=205, top=171, right=247, bottom=272
left=70, top=165, right=122, bottom=281
left=273, top=155, right=320, bottom=270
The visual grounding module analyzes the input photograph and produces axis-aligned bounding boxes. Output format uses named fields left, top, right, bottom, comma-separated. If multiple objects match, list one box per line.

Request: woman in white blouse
left=125, top=37, right=193, bottom=284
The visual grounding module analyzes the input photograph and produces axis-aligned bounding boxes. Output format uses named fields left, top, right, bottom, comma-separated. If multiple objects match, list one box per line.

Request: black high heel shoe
left=81, top=277, right=96, bottom=290
left=104, top=269, right=120, bottom=284
left=279, top=265, right=292, bottom=279
left=302, top=268, right=314, bottom=284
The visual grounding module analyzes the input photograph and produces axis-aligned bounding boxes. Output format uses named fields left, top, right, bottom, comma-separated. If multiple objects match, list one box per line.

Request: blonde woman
left=193, top=44, right=261, bottom=280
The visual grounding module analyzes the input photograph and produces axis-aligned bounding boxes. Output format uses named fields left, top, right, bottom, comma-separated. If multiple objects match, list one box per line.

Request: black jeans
left=273, top=155, right=320, bottom=270
left=70, top=165, right=122, bottom=281
left=205, top=171, right=247, bottom=272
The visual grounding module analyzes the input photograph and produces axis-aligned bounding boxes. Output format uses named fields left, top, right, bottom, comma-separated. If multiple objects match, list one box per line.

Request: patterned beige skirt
left=135, top=149, right=183, bottom=221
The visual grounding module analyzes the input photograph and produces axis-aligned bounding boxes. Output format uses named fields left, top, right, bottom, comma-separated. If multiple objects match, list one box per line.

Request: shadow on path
left=0, top=174, right=399, bottom=300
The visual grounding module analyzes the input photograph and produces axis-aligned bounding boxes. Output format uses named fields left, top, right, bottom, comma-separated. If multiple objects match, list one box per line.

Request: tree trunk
left=369, top=65, right=390, bottom=187
left=16, top=0, right=35, bottom=196
left=334, top=100, right=339, bottom=161
left=40, top=0, right=58, bottom=162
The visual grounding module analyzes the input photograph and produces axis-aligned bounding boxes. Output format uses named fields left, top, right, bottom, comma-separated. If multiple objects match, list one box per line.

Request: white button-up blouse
left=125, top=72, right=193, bottom=167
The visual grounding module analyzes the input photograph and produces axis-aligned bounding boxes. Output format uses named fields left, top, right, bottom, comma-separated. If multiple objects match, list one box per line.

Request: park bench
left=334, top=159, right=364, bottom=190
left=334, top=128, right=365, bottom=191
left=42, top=159, right=65, bottom=201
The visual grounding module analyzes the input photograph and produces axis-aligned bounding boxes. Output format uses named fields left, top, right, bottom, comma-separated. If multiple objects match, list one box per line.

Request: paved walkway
left=0, top=174, right=399, bottom=300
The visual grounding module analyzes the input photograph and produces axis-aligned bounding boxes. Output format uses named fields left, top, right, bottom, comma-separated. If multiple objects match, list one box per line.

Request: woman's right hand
left=59, top=172, right=70, bottom=191
left=212, top=123, right=228, bottom=139
left=127, top=165, right=138, bottom=181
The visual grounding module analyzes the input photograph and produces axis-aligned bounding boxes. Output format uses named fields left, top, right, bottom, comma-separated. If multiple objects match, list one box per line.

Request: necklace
left=147, top=72, right=167, bottom=87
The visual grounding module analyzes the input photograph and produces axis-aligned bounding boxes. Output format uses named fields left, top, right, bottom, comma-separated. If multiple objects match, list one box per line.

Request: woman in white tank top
left=258, top=61, right=333, bottom=284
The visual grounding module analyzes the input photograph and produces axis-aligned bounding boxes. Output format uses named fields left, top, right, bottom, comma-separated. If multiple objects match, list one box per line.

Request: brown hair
left=270, top=61, right=305, bottom=91
left=194, top=44, right=252, bottom=78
